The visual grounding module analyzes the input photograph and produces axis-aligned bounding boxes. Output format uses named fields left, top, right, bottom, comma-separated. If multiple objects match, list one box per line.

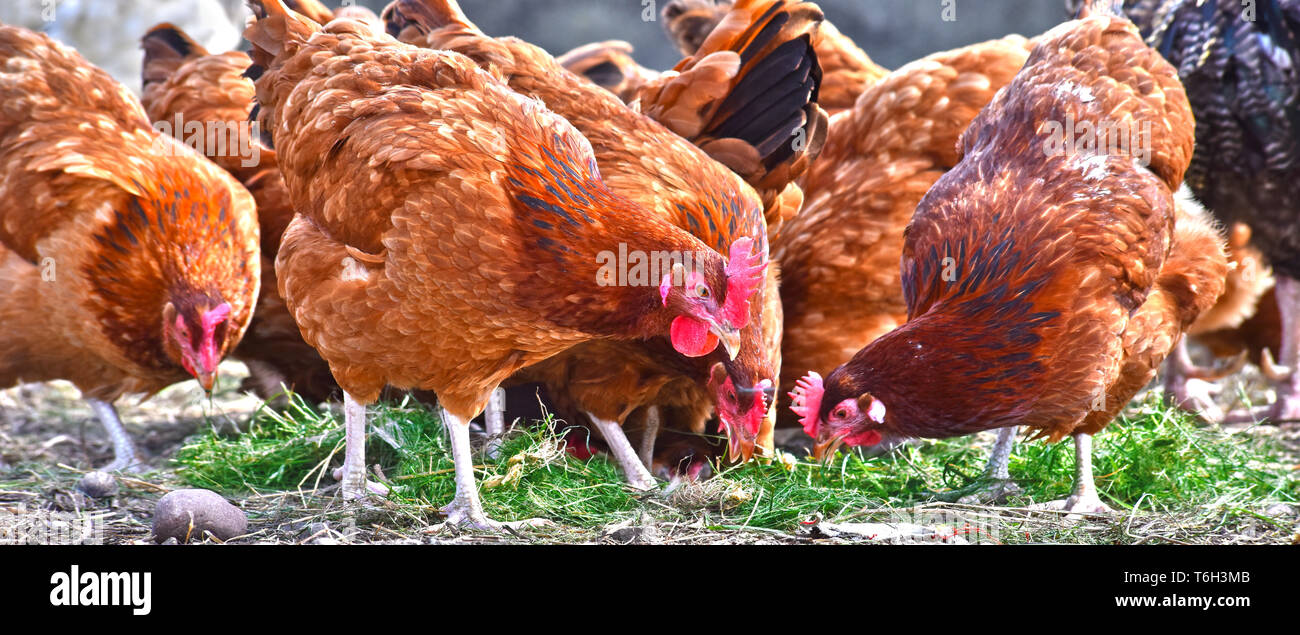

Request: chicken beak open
left=726, top=430, right=756, bottom=463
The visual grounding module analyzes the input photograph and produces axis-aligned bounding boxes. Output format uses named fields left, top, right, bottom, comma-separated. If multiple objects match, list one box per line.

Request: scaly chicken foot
left=1224, top=276, right=1300, bottom=424
left=483, top=387, right=507, bottom=459
left=1035, top=433, right=1113, bottom=517
left=934, top=426, right=1022, bottom=504
left=637, top=406, right=661, bottom=469
left=1163, top=337, right=1234, bottom=422
left=332, top=393, right=390, bottom=500
left=86, top=398, right=143, bottom=472
left=440, top=407, right=550, bottom=531
left=590, top=414, right=658, bottom=491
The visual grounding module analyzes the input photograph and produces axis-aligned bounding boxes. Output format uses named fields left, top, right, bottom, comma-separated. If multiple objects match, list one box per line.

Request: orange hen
left=0, top=25, right=260, bottom=472
left=140, top=23, right=339, bottom=403
left=244, top=0, right=762, bottom=525
left=382, top=0, right=796, bottom=484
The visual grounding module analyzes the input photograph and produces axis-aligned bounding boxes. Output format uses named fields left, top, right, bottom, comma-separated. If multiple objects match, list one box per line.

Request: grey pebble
left=77, top=471, right=119, bottom=498
left=1266, top=503, right=1296, bottom=518
left=152, top=489, right=247, bottom=543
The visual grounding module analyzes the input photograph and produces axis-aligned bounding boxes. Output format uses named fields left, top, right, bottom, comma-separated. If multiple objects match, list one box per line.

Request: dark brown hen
left=789, top=7, right=1226, bottom=513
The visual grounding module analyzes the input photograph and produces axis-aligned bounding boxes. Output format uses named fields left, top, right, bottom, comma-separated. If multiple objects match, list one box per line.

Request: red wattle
left=846, top=429, right=883, bottom=448
left=670, top=316, right=720, bottom=357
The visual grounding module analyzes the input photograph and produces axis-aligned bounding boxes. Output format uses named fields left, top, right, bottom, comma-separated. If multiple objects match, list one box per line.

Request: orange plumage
left=140, top=22, right=339, bottom=402
left=383, top=0, right=792, bottom=475
left=0, top=24, right=260, bottom=468
left=555, top=40, right=661, bottom=104
left=244, top=0, right=763, bottom=517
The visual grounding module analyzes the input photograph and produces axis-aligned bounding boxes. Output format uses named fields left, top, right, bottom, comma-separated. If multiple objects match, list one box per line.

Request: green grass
left=171, top=392, right=1299, bottom=543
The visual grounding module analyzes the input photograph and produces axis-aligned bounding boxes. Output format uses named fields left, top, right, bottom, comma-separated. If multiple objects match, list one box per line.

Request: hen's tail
left=283, top=0, right=336, bottom=24
left=556, top=40, right=661, bottom=103
left=381, top=0, right=480, bottom=41
left=245, top=0, right=319, bottom=68
left=640, top=0, right=829, bottom=228
left=244, top=0, right=322, bottom=150
left=140, top=23, right=208, bottom=94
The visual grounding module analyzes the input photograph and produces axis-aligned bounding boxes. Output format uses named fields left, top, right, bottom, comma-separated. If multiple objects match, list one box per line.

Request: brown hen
left=789, top=7, right=1227, bottom=514
left=0, top=25, right=260, bottom=471
left=775, top=35, right=1032, bottom=435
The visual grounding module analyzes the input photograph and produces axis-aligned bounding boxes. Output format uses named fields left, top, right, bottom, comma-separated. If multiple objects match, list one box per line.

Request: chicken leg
left=589, top=414, right=657, bottom=491
left=483, top=387, right=506, bottom=459
left=637, top=406, right=661, bottom=469
left=1163, top=337, right=1242, bottom=422
left=940, top=426, right=1021, bottom=504
left=440, top=407, right=549, bottom=530
left=86, top=398, right=141, bottom=472
left=333, top=392, right=390, bottom=500
left=1226, top=276, right=1300, bottom=424
left=1037, top=433, right=1112, bottom=515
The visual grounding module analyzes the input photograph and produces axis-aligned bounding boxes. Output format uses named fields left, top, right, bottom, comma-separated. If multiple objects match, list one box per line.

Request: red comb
left=722, top=237, right=765, bottom=328
left=788, top=371, right=824, bottom=438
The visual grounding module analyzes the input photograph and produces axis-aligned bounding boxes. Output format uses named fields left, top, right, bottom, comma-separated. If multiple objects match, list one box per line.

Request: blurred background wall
left=0, top=0, right=1071, bottom=94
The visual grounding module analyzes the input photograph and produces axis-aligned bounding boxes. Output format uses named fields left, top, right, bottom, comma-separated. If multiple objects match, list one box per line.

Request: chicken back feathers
left=245, top=2, right=756, bottom=420
left=790, top=12, right=1225, bottom=446
left=0, top=24, right=259, bottom=400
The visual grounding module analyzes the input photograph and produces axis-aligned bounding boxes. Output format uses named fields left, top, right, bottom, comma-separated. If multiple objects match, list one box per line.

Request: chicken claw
left=1032, top=434, right=1114, bottom=519
left=1163, top=338, right=1233, bottom=421
left=440, top=407, right=551, bottom=531
left=1223, top=277, right=1300, bottom=424
left=938, top=427, right=1022, bottom=504
left=334, top=392, right=389, bottom=500
left=331, top=466, right=390, bottom=499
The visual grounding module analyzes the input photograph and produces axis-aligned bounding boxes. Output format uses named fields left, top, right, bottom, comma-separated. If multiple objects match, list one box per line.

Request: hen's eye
left=834, top=408, right=848, bottom=419
left=695, top=283, right=710, bottom=299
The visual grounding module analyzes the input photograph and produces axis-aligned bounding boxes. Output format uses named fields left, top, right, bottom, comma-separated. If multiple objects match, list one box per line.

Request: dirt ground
left=2, top=361, right=1298, bottom=545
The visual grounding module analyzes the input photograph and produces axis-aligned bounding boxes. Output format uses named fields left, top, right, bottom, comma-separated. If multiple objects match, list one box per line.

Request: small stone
left=300, top=522, right=341, bottom=545
left=607, top=526, right=643, bottom=544
left=1265, top=503, right=1296, bottom=518
left=152, top=489, right=247, bottom=543
left=77, top=471, right=119, bottom=498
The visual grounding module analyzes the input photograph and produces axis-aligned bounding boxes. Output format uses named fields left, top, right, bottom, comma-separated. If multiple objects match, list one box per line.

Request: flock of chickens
left=1, top=0, right=1297, bottom=530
